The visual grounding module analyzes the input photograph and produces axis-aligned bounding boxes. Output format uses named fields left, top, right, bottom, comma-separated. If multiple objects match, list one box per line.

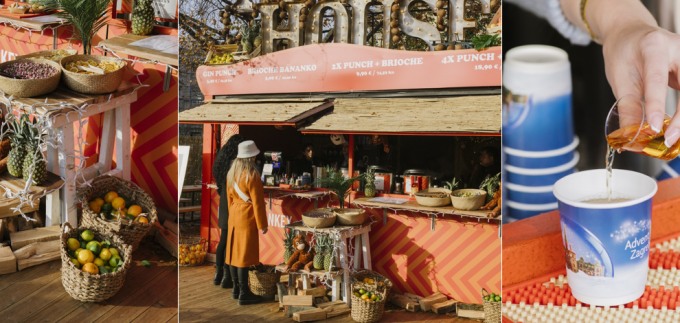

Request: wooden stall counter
left=98, top=34, right=178, bottom=67
left=0, top=13, right=66, bottom=49
left=353, top=197, right=500, bottom=221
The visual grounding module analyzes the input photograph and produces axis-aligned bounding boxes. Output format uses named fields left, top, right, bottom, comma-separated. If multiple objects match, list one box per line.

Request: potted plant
left=315, top=167, right=367, bottom=226
left=56, top=0, right=111, bottom=55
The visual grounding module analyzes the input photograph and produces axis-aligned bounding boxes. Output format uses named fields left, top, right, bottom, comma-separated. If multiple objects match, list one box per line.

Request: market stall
left=180, top=42, right=502, bottom=308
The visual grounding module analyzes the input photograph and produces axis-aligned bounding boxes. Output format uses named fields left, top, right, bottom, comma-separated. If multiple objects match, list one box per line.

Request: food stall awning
left=300, top=96, right=501, bottom=135
left=178, top=98, right=333, bottom=126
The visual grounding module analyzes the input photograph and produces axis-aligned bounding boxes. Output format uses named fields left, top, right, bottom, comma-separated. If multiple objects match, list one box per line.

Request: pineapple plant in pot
left=315, top=167, right=367, bottom=226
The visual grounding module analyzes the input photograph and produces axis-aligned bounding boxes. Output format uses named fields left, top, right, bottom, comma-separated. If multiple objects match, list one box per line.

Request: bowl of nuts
left=414, top=188, right=452, bottom=207
left=0, top=58, right=61, bottom=98
left=61, top=55, right=126, bottom=94
left=8, top=3, right=30, bottom=14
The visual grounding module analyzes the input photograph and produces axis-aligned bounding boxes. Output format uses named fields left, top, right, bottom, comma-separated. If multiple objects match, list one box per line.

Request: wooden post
left=115, top=103, right=131, bottom=180
left=200, top=124, right=219, bottom=244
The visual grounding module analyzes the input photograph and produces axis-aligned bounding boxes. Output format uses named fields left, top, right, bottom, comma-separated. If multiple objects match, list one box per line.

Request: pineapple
left=283, top=229, right=294, bottom=263
left=313, top=234, right=325, bottom=270
left=131, top=0, right=155, bottom=36
left=364, top=168, right=376, bottom=198
left=6, top=114, right=29, bottom=177
left=21, top=121, right=47, bottom=185
left=321, top=235, right=334, bottom=271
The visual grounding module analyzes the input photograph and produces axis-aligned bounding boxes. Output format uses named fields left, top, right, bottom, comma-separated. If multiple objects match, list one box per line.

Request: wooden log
left=298, top=286, right=327, bottom=297
left=325, top=307, right=351, bottom=318
left=10, top=226, right=60, bottom=250
left=404, top=292, right=423, bottom=301
left=0, top=246, right=16, bottom=275
left=292, top=308, right=327, bottom=322
left=17, top=250, right=60, bottom=270
left=282, top=295, right=314, bottom=306
left=13, top=239, right=60, bottom=260
left=419, top=292, right=448, bottom=312
left=316, top=300, right=345, bottom=309
left=390, top=294, right=419, bottom=312
left=432, top=299, right=459, bottom=314
left=284, top=305, right=316, bottom=318
left=456, top=303, right=485, bottom=319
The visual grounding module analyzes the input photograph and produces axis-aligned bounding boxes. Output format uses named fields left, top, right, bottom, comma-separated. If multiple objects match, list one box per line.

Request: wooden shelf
left=0, top=171, right=63, bottom=219
left=286, top=221, right=371, bottom=236
left=352, top=197, right=500, bottom=222
left=0, top=14, right=64, bottom=31
left=275, top=264, right=342, bottom=278
left=98, top=34, right=178, bottom=67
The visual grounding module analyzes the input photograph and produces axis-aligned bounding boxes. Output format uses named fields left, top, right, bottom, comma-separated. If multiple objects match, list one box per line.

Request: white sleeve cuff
left=507, top=0, right=592, bottom=46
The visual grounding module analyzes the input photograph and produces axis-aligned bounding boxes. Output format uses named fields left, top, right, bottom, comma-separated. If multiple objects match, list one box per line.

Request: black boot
left=213, top=264, right=223, bottom=285
left=230, top=265, right=240, bottom=300
left=237, top=267, right=262, bottom=305
left=221, top=265, right=233, bottom=288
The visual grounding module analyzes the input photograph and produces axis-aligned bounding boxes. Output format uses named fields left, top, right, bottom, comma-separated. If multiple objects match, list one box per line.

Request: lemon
left=128, top=205, right=142, bottom=216
left=94, top=258, right=105, bottom=267
left=109, top=248, right=119, bottom=257
left=99, top=248, right=112, bottom=261
left=77, top=249, right=95, bottom=265
left=86, top=240, right=101, bottom=255
left=74, top=248, right=84, bottom=257
left=109, top=255, right=122, bottom=267
left=111, top=197, right=126, bottom=210
left=80, top=229, right=95, bottom=242
left=104, top=191, right=118, bottom=203
left=67, top=238, right=80, bottom=251
left=82, top=262, right=99, bottom=275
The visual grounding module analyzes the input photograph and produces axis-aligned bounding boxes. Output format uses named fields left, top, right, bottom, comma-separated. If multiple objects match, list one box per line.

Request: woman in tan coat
left=226, top=140, right=268, bottom=305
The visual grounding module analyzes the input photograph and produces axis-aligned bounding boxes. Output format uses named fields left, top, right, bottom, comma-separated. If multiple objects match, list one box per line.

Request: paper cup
left=506, top=200, right=558, bottom=220
left=504, top=152, right=579, bottom=186
left=504, top=137, right=579, bottom=168
left=657, top=159, right=680, bottom=181
left=553, top=169, right=657, bottom=306
left=506, top=182, right=557, bottom=205
left=503, top=45, right=575, bottom=151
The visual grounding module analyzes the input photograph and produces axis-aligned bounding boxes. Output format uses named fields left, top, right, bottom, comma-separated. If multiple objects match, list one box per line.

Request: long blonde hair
left=227, top=157, right=260, bottom=188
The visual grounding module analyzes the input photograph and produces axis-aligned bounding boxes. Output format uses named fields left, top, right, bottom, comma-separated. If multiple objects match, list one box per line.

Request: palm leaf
left=56, top=0, right=111, bottom=55
left=315, top=167, right=362, bottom=209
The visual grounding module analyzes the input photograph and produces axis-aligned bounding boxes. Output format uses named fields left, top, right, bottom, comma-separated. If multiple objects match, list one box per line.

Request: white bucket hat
left=237, top=140, right=260, bottom=158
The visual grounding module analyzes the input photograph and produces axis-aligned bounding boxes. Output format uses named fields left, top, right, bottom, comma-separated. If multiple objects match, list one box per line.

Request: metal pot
left=403, top=169, right=431, bottom=194
left=369, top=165, right=393, bottom=193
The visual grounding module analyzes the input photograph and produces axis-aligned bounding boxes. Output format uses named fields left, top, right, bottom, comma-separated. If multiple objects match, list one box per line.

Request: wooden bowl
left=302, top=208, right=336, bottom=228
left=0, top=58, right=61, bottom=98
left=450, top=189, right=487, bottom=211
left=61, top=55, right=125, bottom=94
left=333, top=208, right=367, bottom=226
left=414, top=188, right=452, bottom=207
left=8, top=6, right=29, bottom=14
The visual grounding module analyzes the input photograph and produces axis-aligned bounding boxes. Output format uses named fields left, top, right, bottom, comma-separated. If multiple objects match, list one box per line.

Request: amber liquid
left=606, top=119, right=680, bottom=161
left=605, top=146, right=616, bottom=201
left=583, top=198, right=631, bottom=204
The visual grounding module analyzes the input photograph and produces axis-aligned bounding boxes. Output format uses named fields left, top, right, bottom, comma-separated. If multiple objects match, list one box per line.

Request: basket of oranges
left=78, top=175, right=158, bottom=251
left=178, top=237, right=207, bottom=266
left=350, top=270, right=393, bottom=323
left=60, top=223, right=133, bottom=302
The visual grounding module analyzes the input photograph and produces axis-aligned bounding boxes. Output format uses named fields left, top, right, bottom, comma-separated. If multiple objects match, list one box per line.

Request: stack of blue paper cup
left=502, top=45, right=578, bottom=221
left=657, top=158, right=680, bottom=181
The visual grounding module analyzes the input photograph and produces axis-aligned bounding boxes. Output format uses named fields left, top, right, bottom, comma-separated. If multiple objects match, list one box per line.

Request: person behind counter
left=295, top=144, right=315, bottom=176
left=211, top=134, right=245, bottom=288
left=467, top=146, right=501, bottom=188
left=226, top=140, right=269, bottom=305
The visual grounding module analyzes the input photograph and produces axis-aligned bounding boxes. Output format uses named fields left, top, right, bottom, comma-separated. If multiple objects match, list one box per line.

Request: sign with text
left=197, top=43, right=501, bottom=98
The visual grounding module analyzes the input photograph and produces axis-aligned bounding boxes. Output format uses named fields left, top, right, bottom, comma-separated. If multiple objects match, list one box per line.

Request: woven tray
left=0, top=58, right=61, bottom=98
left=61, top=55, right=125, bottom=94
left=60, top=223, right=133, bottom=302
left=248, top=264, right=280, bottom=298
left=482, top=288, right=501, bottom=323
left=78, top=175, right=157, bottom=251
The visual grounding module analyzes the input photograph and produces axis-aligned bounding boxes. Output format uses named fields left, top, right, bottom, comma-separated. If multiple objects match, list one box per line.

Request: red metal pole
left=200, top=123, right=218, bottom=242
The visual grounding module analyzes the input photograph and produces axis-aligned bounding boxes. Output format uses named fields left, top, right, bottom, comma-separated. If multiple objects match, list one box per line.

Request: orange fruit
left=94, top=258, right=105, bottom=267
left=128, top=205, right=142, bottom=216
left=111, top=197, right=126, bottom=210
left=94, top=197, right=105, bottom=207
left=104, top=191, right=118, bottom=203
left=82, top=262, right=99, bottom=275
left=99, top=248, right=112, bottom=262
left=88, top=201, right=102, bottom=213
left=77, top=249, right=95, bottom=265
left=137, top=216, right=149, bottom=224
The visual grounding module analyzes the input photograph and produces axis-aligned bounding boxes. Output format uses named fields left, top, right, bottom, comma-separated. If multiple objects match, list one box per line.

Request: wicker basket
left=18, top=49, right=77, bottom=62
left=334, top=208, right=367, bottom=226
left=78, top=175, right=158, bottom=251
left=351, top=271, right=392, bottom=323
left=248, top=264, right=280, bottom=298
left=0, top=58, right=61, bottom=98
left=482, top=288, right=501, bottom=323
left=178, top=236, right=207, bottom=266
left=60, top=55, right=125, bottom=94
left=60, top=223, right=133, bottom=302
left=302, top=208, right=336, bottom=228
